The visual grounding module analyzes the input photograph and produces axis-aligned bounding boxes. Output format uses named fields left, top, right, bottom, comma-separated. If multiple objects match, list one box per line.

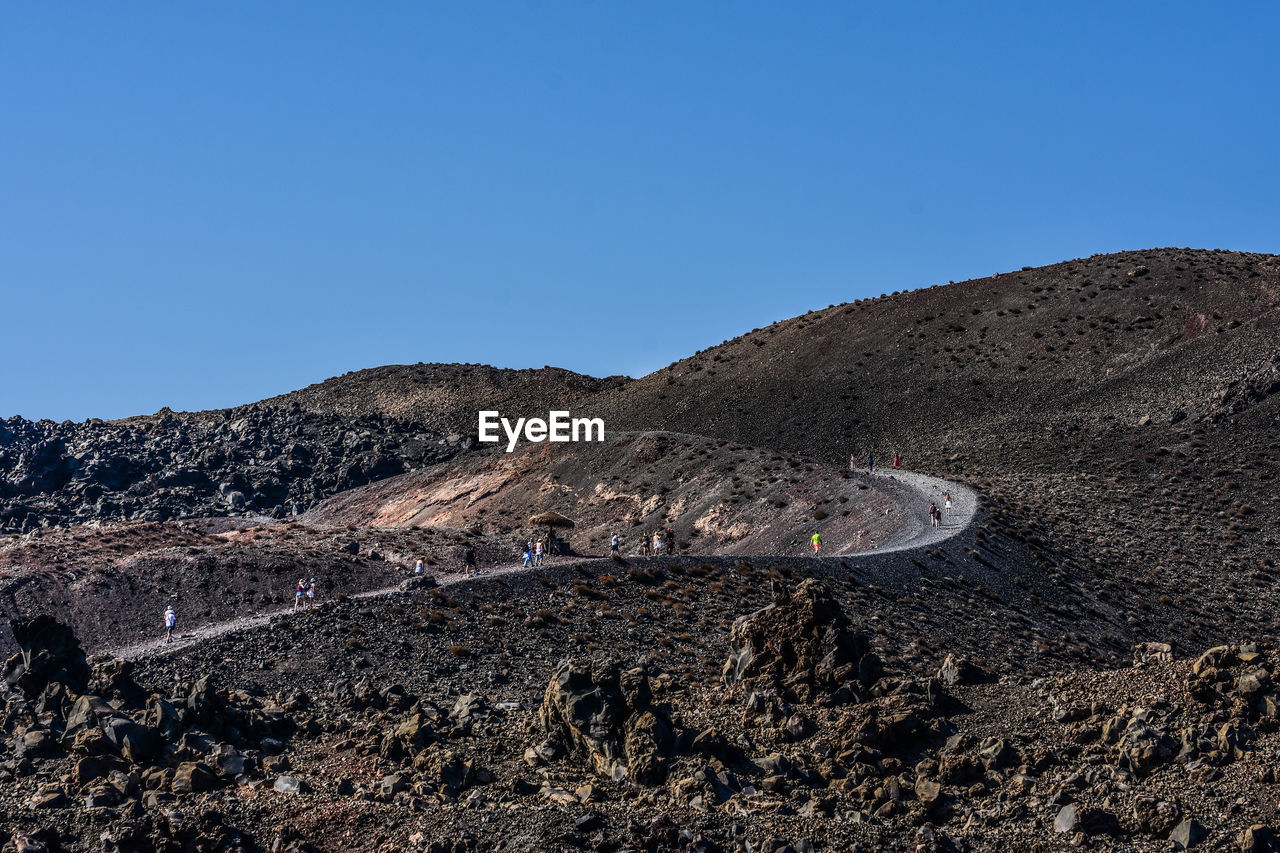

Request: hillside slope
left=587, top=248, right=1279, bottom=462
left=262, top=363, right=630, bottom=432
left=304, top=432, right=904, bottom=557
left=578, top=248, right=1280, bottom=655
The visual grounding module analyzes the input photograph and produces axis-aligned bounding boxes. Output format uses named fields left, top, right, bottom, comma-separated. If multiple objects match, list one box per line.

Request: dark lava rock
left=722, top=578, right=873, bottom=703
left=538, top=657, right=674, bottom=785
left=1171, top=818, right=1208, bottom=850
left=3, top=614, right=91, bottom=699
left=1242, top=825, right=1280, bottom=853
left=274, top=775, right=310, bottom=794
left=172, top=761, right=219, bottom=794
left=936, top=653, right=992, bottom=686
left=0, top=405, right=458, bottom=530
left=1054, top=804, right=1121, bottom=837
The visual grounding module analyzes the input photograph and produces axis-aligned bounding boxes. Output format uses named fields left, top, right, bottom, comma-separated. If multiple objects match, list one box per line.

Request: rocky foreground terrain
left=1, top=551, right=1278, bottom=852
left=0, top=247, right=1278, bottom=850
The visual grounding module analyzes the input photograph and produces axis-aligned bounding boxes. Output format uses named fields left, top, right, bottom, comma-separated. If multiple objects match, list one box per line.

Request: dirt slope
left=585, top=249, right=1280, bottom=463
left=304, top=432, right=905, bottom=558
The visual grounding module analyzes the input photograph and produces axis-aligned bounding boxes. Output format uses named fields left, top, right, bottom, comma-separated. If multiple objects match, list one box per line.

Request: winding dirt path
left=103, top=468, right=976, bottom=661
left=859, top=468, right=978, bottom=555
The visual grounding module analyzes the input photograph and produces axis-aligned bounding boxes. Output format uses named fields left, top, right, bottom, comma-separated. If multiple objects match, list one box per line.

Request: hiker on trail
left=611, top=533, right=620, bottom=555
left=664, top=528, right=675, bottom=555
left=811, top=532, right=822, bottom=555
left=294, top=579, right=306, bottom=610
left=653, top=531, right=664, bottom=556
left=868, top=451, right=874, bottom=472
left=944, top=493, right=953, bottom=514
left=164, top=605, right=176, bottom=643
left=463, top=546, right=477, bottom=577
left=893, top=451, right=901, bottom=469
left=534, top=539, right=544, bottom=566
left=522, top=543, right=534, bottom=567
left=850, top=452, right=858, bottom=470
left=414, top=559, right=423, bottom=575
left=307, top=578, right=317, bottom=608
left=640, top=534, right=650, bottom=557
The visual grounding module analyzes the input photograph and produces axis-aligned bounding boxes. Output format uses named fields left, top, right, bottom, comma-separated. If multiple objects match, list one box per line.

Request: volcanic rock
left=722, top=579, right=873, bottom=703
left=538, top=657, right=674, bottom=785
left=3, top=615, right=91, bottom=699
left=1171, top=819, right=1208, bottom=849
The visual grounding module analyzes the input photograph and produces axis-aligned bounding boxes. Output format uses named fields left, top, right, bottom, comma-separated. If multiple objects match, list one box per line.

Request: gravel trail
left=103, top=468, right=976, bottom=661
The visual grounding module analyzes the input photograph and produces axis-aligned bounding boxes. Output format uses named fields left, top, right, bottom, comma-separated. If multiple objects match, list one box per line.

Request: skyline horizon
left=6, top=242, right=1271, bottom=423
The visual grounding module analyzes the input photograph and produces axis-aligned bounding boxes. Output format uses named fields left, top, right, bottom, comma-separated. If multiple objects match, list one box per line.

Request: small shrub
left=628, top=566, right=665, bottom=585
left=572, top=580, right=608, bottom=601
left=526, top=609, right=559, bottom=626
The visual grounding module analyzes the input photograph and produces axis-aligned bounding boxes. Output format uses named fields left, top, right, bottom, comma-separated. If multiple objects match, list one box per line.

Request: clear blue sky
left=3, top=2, right=1277, bottom=421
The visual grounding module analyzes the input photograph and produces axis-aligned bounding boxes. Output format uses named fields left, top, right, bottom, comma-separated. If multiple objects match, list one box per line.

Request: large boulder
left=102, top=717, right=164, bottom=764
left=1116, top=712, right=1172, bottom=773
left=538, top=658, right=674, bottom=785
left=172, top=761, right=219, bottom=794
left=3, top=615, right=91, bottom=699
left=722, top=579, right=874, bottom=703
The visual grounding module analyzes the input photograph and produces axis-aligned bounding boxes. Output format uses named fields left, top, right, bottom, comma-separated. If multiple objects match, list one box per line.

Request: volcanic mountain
left=1, top=248, right=1279, bottom=852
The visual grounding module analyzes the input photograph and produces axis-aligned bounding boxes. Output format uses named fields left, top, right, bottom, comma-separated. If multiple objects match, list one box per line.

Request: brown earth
left=3, top=553, right=1274, bottom=852
left=303, top=432, right=902, bottom=559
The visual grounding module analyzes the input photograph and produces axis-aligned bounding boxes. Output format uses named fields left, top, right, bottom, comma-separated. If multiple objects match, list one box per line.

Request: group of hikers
left=928, top=493, right=954, bottom=529
left=618, top=527, right=676, bottom=557
left=520, top=538, right=547, bottom=567
left=850, top=450, right=902, bottom=471
left=163, top=575, right=322, bottom=642
left=406, top=528, right=683, bottom=577
left=293, top=578, right=318, bottom=609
